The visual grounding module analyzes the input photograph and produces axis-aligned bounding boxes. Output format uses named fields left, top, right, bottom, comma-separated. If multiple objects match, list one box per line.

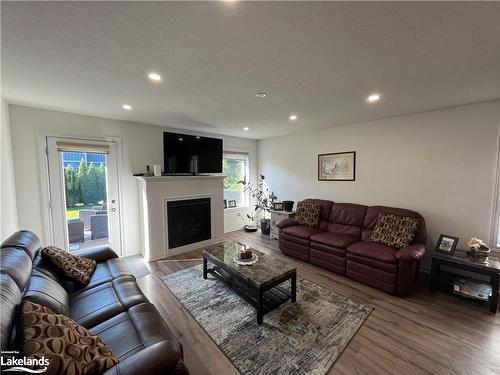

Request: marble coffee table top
left=203, top=241, right=296, bottom=289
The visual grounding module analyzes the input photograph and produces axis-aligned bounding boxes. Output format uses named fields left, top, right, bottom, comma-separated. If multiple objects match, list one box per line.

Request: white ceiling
left=2, top=1, right=499, bottom=139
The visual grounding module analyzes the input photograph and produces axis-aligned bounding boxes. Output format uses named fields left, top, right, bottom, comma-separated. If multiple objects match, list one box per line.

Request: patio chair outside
left=67, top=218, right=84, bottom=243
left=78, top=209, right=96, bottom=230
left=90, top=214, right=109, bottom=240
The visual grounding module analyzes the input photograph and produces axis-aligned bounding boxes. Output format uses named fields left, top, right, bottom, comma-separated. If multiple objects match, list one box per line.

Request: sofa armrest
left=277, top=218, right=296, bottom=229
left=71, top=245, right=118, bottom=262
left=100, top=341, right=183, bottom=375
left=395, top=243, right=426, bottom=262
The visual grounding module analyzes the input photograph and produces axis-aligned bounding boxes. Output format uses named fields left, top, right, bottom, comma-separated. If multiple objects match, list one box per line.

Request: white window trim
left=223, top=151, right=250, bottom=209
left=490, top=132, right=500, bottom=252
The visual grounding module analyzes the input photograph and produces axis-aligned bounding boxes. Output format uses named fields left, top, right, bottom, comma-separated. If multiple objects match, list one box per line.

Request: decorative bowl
left=233, top=253, right=258, bottom=265
left=244, top=225, right=258, bottom=233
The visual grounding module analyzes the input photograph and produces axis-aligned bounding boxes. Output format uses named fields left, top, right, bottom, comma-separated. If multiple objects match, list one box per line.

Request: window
left=223, top=153, right=249, bottom=208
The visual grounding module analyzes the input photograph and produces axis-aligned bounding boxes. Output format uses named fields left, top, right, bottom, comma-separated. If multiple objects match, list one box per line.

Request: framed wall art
left=318, top=151, right=356, bottom=181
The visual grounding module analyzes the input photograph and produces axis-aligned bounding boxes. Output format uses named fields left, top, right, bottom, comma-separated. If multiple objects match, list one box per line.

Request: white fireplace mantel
left=137, top=175, right=225, bottom=261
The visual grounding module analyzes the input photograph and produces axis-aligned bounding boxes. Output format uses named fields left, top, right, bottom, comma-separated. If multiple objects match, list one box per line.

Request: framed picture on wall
left=318, top=151, right=356, bottom=181
left=434, top=234, right=459, bottom=255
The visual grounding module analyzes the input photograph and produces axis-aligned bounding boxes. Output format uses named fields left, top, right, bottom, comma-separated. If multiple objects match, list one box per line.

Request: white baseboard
left=224, top=226, right=243, bottom=233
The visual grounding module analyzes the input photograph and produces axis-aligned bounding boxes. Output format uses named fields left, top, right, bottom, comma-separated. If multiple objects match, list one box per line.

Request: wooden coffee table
left=203, top=241, right=297, bottom=324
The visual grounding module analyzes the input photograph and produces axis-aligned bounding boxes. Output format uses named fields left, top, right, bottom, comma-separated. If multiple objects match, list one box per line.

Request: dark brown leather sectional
left=0, top=230, right=189, bottom=375
left=277, top=199, right=426, bottom=296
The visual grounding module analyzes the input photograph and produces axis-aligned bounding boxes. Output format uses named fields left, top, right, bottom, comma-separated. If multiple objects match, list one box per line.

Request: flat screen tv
left=163, top=132, right=223, bottom=174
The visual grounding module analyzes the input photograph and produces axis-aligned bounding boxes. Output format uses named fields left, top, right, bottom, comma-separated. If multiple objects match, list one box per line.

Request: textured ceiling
left=2, top=1, right=499, bottom=139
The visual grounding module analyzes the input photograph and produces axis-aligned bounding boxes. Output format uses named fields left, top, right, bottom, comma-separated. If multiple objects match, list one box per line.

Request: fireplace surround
left=137, top=175, right=224, bottom=261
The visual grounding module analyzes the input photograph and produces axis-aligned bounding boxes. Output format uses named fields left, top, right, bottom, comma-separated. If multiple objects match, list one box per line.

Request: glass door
left=46, top=137, right=122, bottom=254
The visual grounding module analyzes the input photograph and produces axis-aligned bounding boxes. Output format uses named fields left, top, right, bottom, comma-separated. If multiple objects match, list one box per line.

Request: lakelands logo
left=1, top=351, right=49, bottom=373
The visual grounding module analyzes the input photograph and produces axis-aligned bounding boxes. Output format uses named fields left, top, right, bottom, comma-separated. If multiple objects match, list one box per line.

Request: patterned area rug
left=162, top=265, right=372, bottom=375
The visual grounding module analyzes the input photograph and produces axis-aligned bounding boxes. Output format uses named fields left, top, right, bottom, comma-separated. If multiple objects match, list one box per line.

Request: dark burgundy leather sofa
left=277, top=199, right=426, bottom=296
left=1, top=230, right=188, bottom=374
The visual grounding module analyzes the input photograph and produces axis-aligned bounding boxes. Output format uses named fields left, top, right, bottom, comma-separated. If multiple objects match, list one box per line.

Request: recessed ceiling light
left=243, top=127, right=249, bottom=131
left=255, top=92, right=267, bottom=98
left=148, top=72, right=162, bottom=82
left=178, top=138, right=183, bottom=141
left=367, top=93, right=381, bottom=103
left=289, top=114, right=298, bottom=121
left=122, top=104, right=132, bottom=110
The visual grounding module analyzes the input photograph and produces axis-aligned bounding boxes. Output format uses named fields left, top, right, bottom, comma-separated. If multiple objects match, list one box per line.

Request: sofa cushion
left=70, top=276, right=148, bottom=329
left=347, top=241, right=398, bottom=263
left=1, top=230, right=41, bottom=260
left=282, top=225, right=323, bottom=239
left=42, top=246, right=97, bottom=285
left=294, top=201, right=321, bottom=228
left=89, top=303, right=181, bottom=363
left=20, top=300, right=118, bottom=375
left=23, top=270, right=70, bottom=316
left=370, top=213, right=418, bottom=249
left=329, top=203, right=367, bottom=226
left=33, top=253, right=134, bottom=295
left=310, top=232, right=358, bottom=249
left=0, top=247, right=33, bottom=291
left=326, top=223, right=362, bottom=238
left=1, top=274, right=22, bottom=351
left=62, top=258, right=134, bottom=295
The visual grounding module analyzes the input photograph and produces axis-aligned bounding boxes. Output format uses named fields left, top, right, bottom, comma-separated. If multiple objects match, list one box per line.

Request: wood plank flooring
left=135, top=230, right=500, bottom=375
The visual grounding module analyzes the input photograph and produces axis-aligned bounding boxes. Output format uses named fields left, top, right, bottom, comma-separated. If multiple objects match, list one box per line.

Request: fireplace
left=167, top=198, right=211, bottom=249
left=137, top=176, right=223, bottom=260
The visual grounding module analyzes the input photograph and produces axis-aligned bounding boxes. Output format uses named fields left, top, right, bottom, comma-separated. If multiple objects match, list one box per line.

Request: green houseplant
left=239, top=174, right=277, bottom=235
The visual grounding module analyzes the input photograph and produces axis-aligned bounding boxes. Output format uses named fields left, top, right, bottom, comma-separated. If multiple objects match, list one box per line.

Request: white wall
left=259, top=101, right=500, bottom=271
left=0, top=99, right=19, bottom=241
left=9, top=105, right=257, bottom=255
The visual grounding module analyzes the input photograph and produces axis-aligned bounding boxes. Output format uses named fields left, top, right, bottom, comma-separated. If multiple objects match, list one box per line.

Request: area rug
left=162, top=265, right=373, bottom=375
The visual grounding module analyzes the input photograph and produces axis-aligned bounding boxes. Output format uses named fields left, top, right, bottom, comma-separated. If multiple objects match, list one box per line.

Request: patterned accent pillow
left=20, top=300, right=118, bottom=375
left=370, top=213, right=419, bottom=249
left=42, top=246, right=96, bottom=285
left=294, top=201, right=321, bottom=228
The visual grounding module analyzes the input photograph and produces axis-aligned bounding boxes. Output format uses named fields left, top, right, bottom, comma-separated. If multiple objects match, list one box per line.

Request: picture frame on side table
left=273, top=202, right=284, bottom=211
left=224, top=199, right=227, bottom=209
left=435, top=234, right=459, bottom=255
left=318, top=151, right=356, bottom=181
left=228, top=200, right=237, bottom=208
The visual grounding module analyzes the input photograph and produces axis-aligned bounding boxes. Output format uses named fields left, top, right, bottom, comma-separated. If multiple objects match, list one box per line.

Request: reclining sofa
left=278, top=199, right=426, bottom=296
left=0, top=230, right=189, bottom=374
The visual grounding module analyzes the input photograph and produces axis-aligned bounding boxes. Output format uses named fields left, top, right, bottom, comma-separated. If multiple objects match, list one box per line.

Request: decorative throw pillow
left=20, top=300, right=118, bottom=375
left=42, top=246, right=96, bottom=285
left=371, top=213, right=419, bottom=249
left=294, top=201, right=321, bottom=228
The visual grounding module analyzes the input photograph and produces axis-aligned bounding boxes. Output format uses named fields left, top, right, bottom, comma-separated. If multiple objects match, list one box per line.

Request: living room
left=1, top=2, right=499, bottom=375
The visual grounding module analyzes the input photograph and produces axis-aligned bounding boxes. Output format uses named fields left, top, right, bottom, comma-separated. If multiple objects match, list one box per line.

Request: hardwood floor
left=135, top=230, right=500, bottom=375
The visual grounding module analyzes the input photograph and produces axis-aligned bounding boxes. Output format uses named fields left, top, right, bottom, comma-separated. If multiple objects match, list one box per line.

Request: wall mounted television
left=163, top=132, right=223, bottom=174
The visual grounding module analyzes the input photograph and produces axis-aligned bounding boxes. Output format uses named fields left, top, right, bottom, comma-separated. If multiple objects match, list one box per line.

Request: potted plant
left=239, top=174, right=277, bottom=235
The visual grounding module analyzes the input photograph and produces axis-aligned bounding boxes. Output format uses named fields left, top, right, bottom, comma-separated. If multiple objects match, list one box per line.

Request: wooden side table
left=430, top=250, right=500, bottom=313
left=270, top=210, right=296, bottom=240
